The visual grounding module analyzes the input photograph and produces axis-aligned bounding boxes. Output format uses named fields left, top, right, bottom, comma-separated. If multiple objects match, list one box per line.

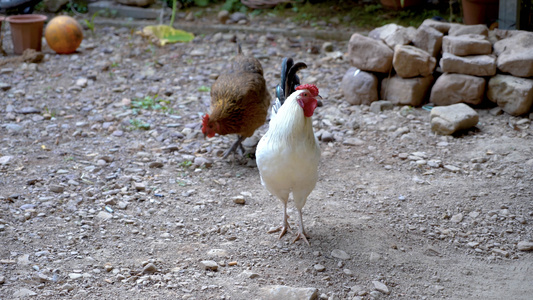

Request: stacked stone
left=489, top=31, right=533, bottom=116
left=343, top=19, right=533, bottom=117
left=343, top=22, right=439, bottom=107
left=430, top=24, right=494, bottom=107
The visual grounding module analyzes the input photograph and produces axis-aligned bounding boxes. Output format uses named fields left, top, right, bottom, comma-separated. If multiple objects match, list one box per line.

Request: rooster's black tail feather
left=276, top=57, right=307, bottom=106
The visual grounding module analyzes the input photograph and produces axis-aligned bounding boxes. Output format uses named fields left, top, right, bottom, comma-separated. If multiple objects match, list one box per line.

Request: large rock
left=341, top=67, right=378, bottom=105
left=413, top=25, right=443, bottom=57
left=261, top=285, right=318, bottom=300
left=489, top=28, right=522, bottom=42
left=440, top=53, right=497, bottom=76
left=381, top=75, right=434, bottom=107
left=430, top=103, right=479, bottom=135
left=448, top=24, right=489, bottom=37
left=368, top=23, right=415, bottom=49
left=493, top=31, right=533, bottom=55
left=487, top=75, right=533, bottom=116
left=348, top=33, right=394, bottom=73
left=115, top=0, right=155, bottom=6
left=493, top=32, right=533, bottom=78
left=420, top=19, right=451, bottom=34
left=498, top=51, right=533, bottom=78
left=430, top=73, right=486, bottom=106
left=442, top=35, right=492, bottom=56
left=393, top=45, right=436, bottom=78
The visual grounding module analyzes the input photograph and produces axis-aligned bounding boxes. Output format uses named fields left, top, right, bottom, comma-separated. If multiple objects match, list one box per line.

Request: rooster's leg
left=292, top=208, right=310, bottom=246
left=267, top=200, right=290, bottom=239
left=223, top=135, right=245, bottom=159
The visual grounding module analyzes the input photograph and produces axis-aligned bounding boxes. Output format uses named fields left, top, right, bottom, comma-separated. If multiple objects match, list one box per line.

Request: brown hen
left=202, top=45, right=270, bottom=158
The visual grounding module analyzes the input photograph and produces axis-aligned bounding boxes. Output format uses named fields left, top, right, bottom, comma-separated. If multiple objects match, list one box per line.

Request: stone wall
left=342, top=19, right=533, bottom=116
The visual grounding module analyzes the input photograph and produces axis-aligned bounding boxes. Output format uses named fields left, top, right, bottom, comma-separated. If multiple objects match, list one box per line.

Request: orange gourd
left=45, top=16, right=83, bottom=54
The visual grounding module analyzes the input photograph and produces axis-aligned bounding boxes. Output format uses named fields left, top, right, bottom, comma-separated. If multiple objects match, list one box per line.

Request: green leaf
left=141, top=25, right=195, bottom=46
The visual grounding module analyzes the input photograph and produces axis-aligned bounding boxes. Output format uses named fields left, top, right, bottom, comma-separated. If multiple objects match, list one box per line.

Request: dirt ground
left=1, top=13, right=532, bottom=300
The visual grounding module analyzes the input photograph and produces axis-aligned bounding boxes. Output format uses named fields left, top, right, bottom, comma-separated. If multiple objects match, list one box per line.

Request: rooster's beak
left=316, top=95, right=324, bottom=107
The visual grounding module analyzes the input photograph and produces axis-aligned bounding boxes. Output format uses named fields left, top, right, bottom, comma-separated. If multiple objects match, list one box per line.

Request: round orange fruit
left=45, top=16, right=83, bottom=54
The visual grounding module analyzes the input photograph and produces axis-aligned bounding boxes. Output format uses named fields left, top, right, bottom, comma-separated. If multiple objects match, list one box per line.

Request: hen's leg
left=292, top=208, right=310, bottom=246
left=267, top=200, right=290, bottom=239
left=223, top=135, right=245, bottom=159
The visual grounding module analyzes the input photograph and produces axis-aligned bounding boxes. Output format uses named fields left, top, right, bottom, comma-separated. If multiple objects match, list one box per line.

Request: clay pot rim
left=6, top=14, right=47, bottom=24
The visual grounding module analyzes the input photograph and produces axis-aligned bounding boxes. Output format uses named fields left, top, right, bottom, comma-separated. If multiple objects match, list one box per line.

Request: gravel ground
left=1, top=14, right=533, bottom=300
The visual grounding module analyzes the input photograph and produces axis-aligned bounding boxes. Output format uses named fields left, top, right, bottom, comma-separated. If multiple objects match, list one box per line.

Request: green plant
left=43, top=107, right=56, bottom=118
left=170, top=0, right=178, bottom=26
left=198, top=86, right=210, bottom=92
left=222, top=0, right=246, bottom=12
left=65, top=0, right=88, bottom=14
left=84, top=12, right=98, bottom=35
left=130, top=95, right=172, bottom=114
left=129, top=119, right=151, bottom=130
left=180, top=160, right=193, bottom=168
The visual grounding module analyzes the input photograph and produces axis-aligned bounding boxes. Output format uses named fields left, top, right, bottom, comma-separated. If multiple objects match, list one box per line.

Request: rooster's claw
left=292, top=232, right=310, bottom=246
left=268, top=225, right=290, bottom=239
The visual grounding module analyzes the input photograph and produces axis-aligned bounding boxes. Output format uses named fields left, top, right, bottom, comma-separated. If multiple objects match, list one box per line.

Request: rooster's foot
left=292, top=231, right=310, bottom=246
left=268, top=225, right=290, bottom=239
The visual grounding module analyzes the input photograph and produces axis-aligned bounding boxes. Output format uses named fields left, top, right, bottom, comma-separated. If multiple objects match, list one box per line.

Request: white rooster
left=256, top=58, right=321, bottom=245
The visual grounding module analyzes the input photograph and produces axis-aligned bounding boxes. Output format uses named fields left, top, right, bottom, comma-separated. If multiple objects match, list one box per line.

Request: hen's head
left=295, top=84, right=319, bottom=118
left=202, top=114, right=217, bottom=138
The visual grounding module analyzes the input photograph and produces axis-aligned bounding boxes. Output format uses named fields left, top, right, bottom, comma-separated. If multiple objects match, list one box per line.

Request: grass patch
left=280, top=1, right=450, bottom=29
left=130, top=95, right=174, bottom=114
left=129, top=119, right=151, bottom=130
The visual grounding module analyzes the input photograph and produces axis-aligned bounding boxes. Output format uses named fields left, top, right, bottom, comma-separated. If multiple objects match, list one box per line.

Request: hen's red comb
left=296, top=84, right=319, bottom=97
left=202, top=114, right=209, bottom=132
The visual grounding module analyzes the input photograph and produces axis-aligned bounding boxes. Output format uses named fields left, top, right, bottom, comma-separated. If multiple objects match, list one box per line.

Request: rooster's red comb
left=296, top=84, right=319, bottom=97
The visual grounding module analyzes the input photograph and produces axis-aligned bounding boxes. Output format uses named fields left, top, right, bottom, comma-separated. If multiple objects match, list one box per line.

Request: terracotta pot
left=462, top=0, right=499, bottom=25
left=6, top=14, right=47, bottom=55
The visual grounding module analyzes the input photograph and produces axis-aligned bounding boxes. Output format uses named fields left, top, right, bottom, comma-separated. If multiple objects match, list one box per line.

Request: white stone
left=440, top=53, right=497, bottom=77
left=368, top=23, right=414, bottom=48
left=372, top=281, right=391, bottom=294
left=487, top=75, right=533, bottom=116
left=381, top=75, right=434, bottom=107
left=261, top=285, right=318, bottom=300
left=348, top=33, right=394, bottom=73
left=517, top=241, right=533, bottom=251
left=393, top=45, right=436, bottom=78
left=430, top=103, right=479, bottom=135
left=442, top=35, right=492, bottom=56
left=331, top=249, right=350, bottom=260
left=430, top=73, right=486, bottom=106
left=341, top=67, right=378, bottom=105
left=200, top=260, right=218, bottom=271
left=448, top=24, right=489, bottom=37
left=413, top=25, right=443, bottom=57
